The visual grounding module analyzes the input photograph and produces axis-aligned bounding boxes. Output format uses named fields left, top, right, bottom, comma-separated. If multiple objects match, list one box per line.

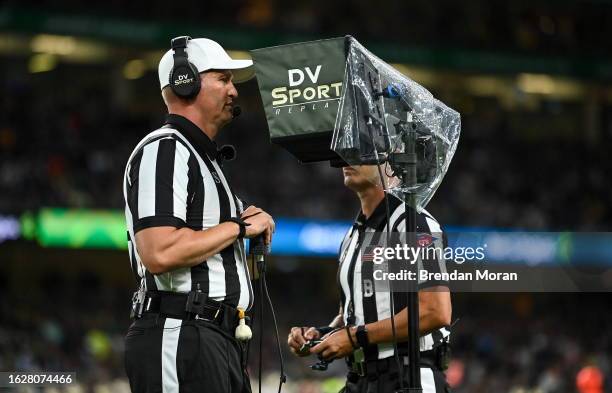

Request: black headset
left=169, top=36, right=201, bottom=99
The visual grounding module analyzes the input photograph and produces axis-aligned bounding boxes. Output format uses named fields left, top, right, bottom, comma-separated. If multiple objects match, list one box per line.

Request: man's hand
left=287, top=326, right=320, bottom=357
left=310, top=328, right=355, bottom=361
left=241, top=206, right=275, bottom=245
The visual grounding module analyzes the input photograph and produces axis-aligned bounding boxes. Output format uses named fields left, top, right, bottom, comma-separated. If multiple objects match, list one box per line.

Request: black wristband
left=222, top=217, right=249, bottom=239
left=356, top=325, right=369, bottom=348
left=345, top=326, right=358, bottom=349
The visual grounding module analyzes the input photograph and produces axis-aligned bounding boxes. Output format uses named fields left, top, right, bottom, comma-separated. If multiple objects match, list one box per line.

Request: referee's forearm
left=135, top=222, right=241, bottom=274
left=362, top=307, right=441, bottom=345
left=361, top=289, right=452, bottom=345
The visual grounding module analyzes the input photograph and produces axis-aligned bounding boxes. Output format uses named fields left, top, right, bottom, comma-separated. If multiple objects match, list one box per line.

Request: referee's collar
left=165, top=114, right=218, bottom=160
left=355, top=195, right=402, bottom=231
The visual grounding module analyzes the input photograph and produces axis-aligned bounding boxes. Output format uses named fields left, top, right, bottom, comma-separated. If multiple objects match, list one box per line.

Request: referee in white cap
left=122, top=36, right=274, bottom=393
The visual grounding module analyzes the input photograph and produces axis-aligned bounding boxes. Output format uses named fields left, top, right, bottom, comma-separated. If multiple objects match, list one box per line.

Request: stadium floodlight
left=331, top=36, right=461, bottom=212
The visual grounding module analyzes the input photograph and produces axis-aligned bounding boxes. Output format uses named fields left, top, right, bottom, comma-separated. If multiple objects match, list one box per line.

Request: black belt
left=347, top=350, right=440, bottom=379
left=138, top=290, right=243, bottom=335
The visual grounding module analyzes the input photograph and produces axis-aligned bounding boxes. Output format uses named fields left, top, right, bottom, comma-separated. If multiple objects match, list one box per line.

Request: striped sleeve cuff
left=418, top=280, right=450, bottom=290
left=133, top=216, right=187, bottom=233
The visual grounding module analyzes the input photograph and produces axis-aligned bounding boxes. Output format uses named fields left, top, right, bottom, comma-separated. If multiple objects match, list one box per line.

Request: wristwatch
left=355, top=325, right=369, bottom=348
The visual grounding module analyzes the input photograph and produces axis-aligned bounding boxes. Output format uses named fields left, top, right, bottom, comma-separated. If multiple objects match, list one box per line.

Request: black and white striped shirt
left=123, top=114, right=253, bottom=310
left=337, top=196, right=450, bottom=360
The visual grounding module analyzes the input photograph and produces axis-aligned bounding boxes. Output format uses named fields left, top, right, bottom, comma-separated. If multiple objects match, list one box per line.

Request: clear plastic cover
left=332, top=36, right=461, bottom=211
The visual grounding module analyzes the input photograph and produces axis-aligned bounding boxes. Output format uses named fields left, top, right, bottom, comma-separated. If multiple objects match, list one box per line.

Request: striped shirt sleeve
left=394, top=210, right=449, bottom=290
left=126, top=137, right=192, bottom=233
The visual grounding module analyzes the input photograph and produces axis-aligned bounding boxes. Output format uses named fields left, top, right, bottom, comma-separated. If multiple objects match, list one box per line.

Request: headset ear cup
left=189, top=63, right=201, bottom=97
left=168, top=36, right=201, bottom=99
left=189, top=63, right=202, bottom=97
left=169, top=61, right=201, bottom=99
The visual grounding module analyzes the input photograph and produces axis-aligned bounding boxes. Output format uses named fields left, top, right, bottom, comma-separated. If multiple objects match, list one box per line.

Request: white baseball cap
left=158, top=37, right=254, bottom=90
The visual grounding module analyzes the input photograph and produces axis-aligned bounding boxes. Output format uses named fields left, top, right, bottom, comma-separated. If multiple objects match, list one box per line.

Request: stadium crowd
left=6, top=0, right=612, bottom=57
left=0, top=273, right=609, bottom=393
left=0, top=61, right=610, bottom=231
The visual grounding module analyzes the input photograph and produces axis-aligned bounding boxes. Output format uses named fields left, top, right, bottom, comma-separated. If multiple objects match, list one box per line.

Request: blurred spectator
left=0, top=266, right=610, bottom=392
left=0, top=59, right=610, bottom=231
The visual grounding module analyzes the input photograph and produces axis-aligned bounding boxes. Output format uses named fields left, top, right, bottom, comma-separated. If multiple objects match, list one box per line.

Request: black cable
left=255, top=254, right=263, bottom=393
left=252, top=241, right=286, bottom=393
left=245, top=257, right=254, bottom=367
left=262, top=264, right=287, bottom=393
left=375, top=163, right=405, bottom=390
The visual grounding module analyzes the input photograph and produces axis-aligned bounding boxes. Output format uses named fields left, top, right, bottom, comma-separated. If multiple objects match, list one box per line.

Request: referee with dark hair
left=122, top=36, right=274, bottom=393
left=288, top=164, right=452, bottom=393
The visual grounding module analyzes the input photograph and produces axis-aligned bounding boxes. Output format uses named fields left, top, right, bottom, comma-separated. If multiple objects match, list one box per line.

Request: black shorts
left=124, top=314, right=251, bottom=393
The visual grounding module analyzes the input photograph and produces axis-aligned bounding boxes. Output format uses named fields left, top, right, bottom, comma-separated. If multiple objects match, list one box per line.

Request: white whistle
left=235, top=308, right=252, bottom=341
